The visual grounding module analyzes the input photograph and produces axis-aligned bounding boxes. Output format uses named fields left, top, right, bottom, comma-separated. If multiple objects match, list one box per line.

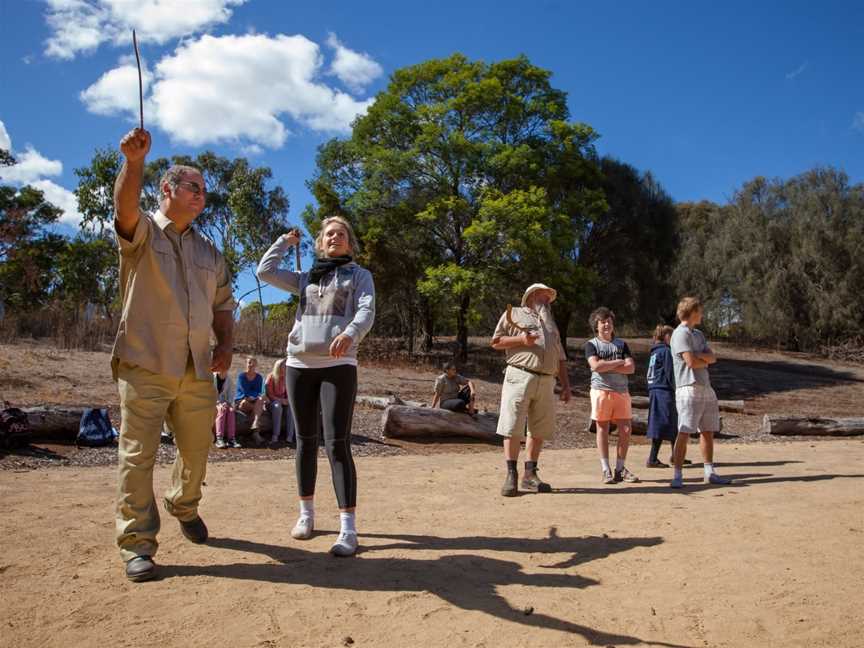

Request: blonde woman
left=265, top=358, right=294, bottom=447
left=257, top=217, right=375, bottom=557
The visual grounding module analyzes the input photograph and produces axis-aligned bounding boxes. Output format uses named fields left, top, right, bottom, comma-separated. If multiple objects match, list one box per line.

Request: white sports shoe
left=291, top=516, right=314, bottom=540
left=329, top=531, right=358, bottom=557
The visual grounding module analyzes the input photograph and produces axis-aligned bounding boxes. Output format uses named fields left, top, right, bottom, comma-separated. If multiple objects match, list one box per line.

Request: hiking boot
left=215, top=438, right=227, bottom=449
left=291, top=516, right=314, bottom=540
left=646, top=459, right=669, bottom=468
left=125, top=555, right=156, bottom=582
left=521, top=470, right=552, bottom=493
left=705, top=472, right=732, bottom=485
left=179, top=516, right=208, bottom=544
left=501, top=470, right=518, bottom=497
left=602, top=469, right=615, bottom=484
left=614, top=467, right=640, bottom=483
left=329, top=532, right=358, bottom=557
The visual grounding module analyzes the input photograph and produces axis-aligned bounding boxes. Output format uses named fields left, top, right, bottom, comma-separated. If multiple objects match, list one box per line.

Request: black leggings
left=285, top=364, right=358, bottom=509
left=649, top=437, right=676, bottom=463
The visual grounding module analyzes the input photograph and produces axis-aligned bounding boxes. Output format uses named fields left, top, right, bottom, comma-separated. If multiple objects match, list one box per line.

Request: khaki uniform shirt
left=112, top=211, right=235, bottom=380
left=493, top=306, right=566, bottom=376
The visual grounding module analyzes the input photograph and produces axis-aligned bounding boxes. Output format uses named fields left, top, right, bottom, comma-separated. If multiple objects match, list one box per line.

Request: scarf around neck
left=308, top=255, right=352, bottom=285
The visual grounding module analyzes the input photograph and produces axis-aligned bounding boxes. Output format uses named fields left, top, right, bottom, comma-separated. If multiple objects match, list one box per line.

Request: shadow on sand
left=159, top=529, right=690, bottom=647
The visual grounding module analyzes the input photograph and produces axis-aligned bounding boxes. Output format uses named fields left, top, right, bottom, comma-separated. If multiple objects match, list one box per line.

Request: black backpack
left=0, top=408, right=31, bottom=450
left=77, top=408, right=117, bottom=447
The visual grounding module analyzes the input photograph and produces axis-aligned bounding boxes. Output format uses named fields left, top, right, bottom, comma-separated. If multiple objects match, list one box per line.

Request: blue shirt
left=236, top=372, right=263, bottom=401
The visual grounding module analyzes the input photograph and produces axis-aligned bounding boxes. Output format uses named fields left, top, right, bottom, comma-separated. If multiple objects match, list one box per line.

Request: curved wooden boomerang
left=133, top=30, right=143, bottom=130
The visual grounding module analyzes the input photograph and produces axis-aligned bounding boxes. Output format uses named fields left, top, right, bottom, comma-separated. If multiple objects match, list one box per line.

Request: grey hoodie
left=256, top=237, right=375, bottom=366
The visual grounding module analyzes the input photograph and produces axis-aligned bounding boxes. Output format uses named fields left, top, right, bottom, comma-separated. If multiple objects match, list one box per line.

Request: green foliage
left=674, top=167, right=864, bottom=350
left=0, top=184, right=62, bottom=260
left=304, top=53, right=607, bottom=357
left=266, top=300, right=297, bottom=325
left=240, top=301, right=264, bottom=321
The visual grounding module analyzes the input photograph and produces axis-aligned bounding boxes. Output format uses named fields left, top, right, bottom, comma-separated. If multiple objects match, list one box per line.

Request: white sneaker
left=329, top=531, right=358, bottom=557
left=291, top=516, right=314, bottom=540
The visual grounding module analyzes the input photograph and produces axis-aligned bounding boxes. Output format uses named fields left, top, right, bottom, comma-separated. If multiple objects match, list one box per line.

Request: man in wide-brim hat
left=491, top=283, right=571, bottom=496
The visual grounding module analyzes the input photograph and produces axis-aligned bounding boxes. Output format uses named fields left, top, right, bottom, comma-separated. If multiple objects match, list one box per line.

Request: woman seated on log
left=213, top=369, right=240, bottom=448
left=265, top=358, right=295, bottom=449
left=431, top=362, right=477, bottom=415
left=236, top=356, right=266, bottom=446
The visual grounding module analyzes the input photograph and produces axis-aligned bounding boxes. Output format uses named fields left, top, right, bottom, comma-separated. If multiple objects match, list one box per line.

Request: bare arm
left=697, top=349, right=717, bottom=365
left=431, top=393, right=441, bottom=408
left=210, top=310, right=234, bottom=372
left=557, top=360, right=571, bottom=403
left=617, top=357, right=636, bottom=374
left=491, top=331, right=539, bottom=350
left=681, top=351, right=709, bottom=369
left=114, top=128, right=151, bottom=241
left=587, top=357, right=627, bottom=373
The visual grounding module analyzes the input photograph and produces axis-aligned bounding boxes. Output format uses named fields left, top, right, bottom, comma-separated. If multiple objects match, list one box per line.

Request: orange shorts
left=590, top=389, right=632, bottom=422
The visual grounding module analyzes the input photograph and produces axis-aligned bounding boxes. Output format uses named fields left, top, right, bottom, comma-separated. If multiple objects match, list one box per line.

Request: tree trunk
left=553, top=305, right=571, bottom=347
left=761, top=415, right=864, bottom=436
left=422, top=298, right=434, bottom=352
left=456, top=293, right=470, bottom=363
left=406, top=290, right=415, bottom=356
left=381, top=405, right=499, bottom=443
left=21, top=406, right=86, bottom=441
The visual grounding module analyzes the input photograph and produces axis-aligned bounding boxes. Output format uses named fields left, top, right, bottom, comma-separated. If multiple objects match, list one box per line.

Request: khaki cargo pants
left=115, top=356, right=216, bottom=561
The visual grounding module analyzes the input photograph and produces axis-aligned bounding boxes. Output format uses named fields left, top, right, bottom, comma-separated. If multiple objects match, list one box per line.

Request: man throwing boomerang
left=111, top=127, right=235, bottom=582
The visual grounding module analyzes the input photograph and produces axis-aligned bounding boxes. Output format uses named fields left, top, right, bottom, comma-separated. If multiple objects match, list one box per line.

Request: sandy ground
left=2, top=441, right=863, bottom=648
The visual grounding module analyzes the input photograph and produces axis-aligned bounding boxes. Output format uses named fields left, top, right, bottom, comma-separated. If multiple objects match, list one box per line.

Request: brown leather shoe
left=501, top=470, right=518, bottom=497
left=179, top=516, right=208, bottom=544
left=125, top=555, right=157, bottom=582
left=521, top=470, right=552, bottom=493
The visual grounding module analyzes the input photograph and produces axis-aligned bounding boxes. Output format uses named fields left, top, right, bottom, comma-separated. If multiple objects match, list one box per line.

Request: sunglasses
left=173, top=180, right=206, bottom=196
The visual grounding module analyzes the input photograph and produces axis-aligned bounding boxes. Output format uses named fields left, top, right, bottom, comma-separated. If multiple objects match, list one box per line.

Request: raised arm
left=114, top=128, right=151, bottom=241
left=256, top=232, right=303, bottom=294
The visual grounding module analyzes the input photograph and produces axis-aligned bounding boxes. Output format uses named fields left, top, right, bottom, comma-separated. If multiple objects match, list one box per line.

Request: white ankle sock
left=704, top=463, right=715, bottom=479
left=299, top=500, right=314, bottom=519
left=615, top=458, right=625, bottom=471
left=340, top=512, right=356, bottom=535
left=600, top=458, right=611, bottom=472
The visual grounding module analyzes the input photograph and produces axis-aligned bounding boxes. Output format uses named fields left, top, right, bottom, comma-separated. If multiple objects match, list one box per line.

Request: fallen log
left=626, top=395, right=744, bottom=413
left=587, top=414, right=726, bottom=436
left=21, top=406, right=87, bottom=441
left=761, top=415, right=864, bottom=436
left=382, top=405, right=500, bottom=443
left=356, top=394, right=426, bottom=410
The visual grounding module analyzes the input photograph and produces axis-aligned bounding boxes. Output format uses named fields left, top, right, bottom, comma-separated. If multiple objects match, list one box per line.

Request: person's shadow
left=159, top=529, right=691, bottom=647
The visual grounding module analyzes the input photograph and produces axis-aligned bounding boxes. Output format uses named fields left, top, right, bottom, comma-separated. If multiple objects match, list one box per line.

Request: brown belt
left=508, top=365, right=553, bottom=377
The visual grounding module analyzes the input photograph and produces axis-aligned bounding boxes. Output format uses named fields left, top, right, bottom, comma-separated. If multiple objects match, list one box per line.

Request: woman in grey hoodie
left=257, top=216, right=375, bottom=557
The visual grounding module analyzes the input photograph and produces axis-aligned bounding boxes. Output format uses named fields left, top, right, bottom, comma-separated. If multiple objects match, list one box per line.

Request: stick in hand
left=133, top=29, right=144, bottom=130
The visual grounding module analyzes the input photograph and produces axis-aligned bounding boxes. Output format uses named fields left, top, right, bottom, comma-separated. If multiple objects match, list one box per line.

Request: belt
left=508, top=365, right=553, bottom=377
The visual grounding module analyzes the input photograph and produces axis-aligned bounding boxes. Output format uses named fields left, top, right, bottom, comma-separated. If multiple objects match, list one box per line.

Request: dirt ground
left=1, top=441, right=862, bottom=648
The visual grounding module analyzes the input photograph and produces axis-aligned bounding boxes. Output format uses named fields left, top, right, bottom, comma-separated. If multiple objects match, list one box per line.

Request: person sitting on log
left=214, top=369, right=240, bottom=449
left=491, top=283, right=571, bottom=496
left=585, top=307, right=639, bottom=485
left=236, top=356, right=266, bottom=446
left=669, top=297, right=732, bottom=488
left=265, top=358, right=295, bottom=448
left=431, top=362, right=477, bottom=415
left=646, top=325, right=677, bottom=467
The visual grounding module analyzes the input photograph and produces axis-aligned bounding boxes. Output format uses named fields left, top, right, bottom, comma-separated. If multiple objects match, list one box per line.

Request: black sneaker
left=501, top=471, right=518, bottom=497
left=179, top=516, right=208, bottom=544
left=125, top=555, right=156, bottom=582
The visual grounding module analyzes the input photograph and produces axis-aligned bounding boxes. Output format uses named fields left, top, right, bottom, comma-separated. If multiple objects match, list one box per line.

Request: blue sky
left=1, top=0, right=862, bottom=306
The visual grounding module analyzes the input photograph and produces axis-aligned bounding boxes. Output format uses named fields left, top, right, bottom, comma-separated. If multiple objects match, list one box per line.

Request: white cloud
left=31, top=180, right=85, bottom=227
left=0, top=146, right=63, bottom=184
left=44, top=0, right=247, bottom=60
left=785, top=61, right=808, bottom=80
left=853, top=112, right=864, bottom=134
left=80, top=33, right=377, bottom=147
left=0, top=120, right=11, bottom=151
left=79, top=54, right=153, bottom=117
left=0, top=122, right=83, bottom=227
left=326, top=32, right=383, bottom=92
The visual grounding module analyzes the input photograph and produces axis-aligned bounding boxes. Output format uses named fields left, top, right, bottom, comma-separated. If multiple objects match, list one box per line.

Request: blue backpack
left=77, top=408, right=118, bottom=447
